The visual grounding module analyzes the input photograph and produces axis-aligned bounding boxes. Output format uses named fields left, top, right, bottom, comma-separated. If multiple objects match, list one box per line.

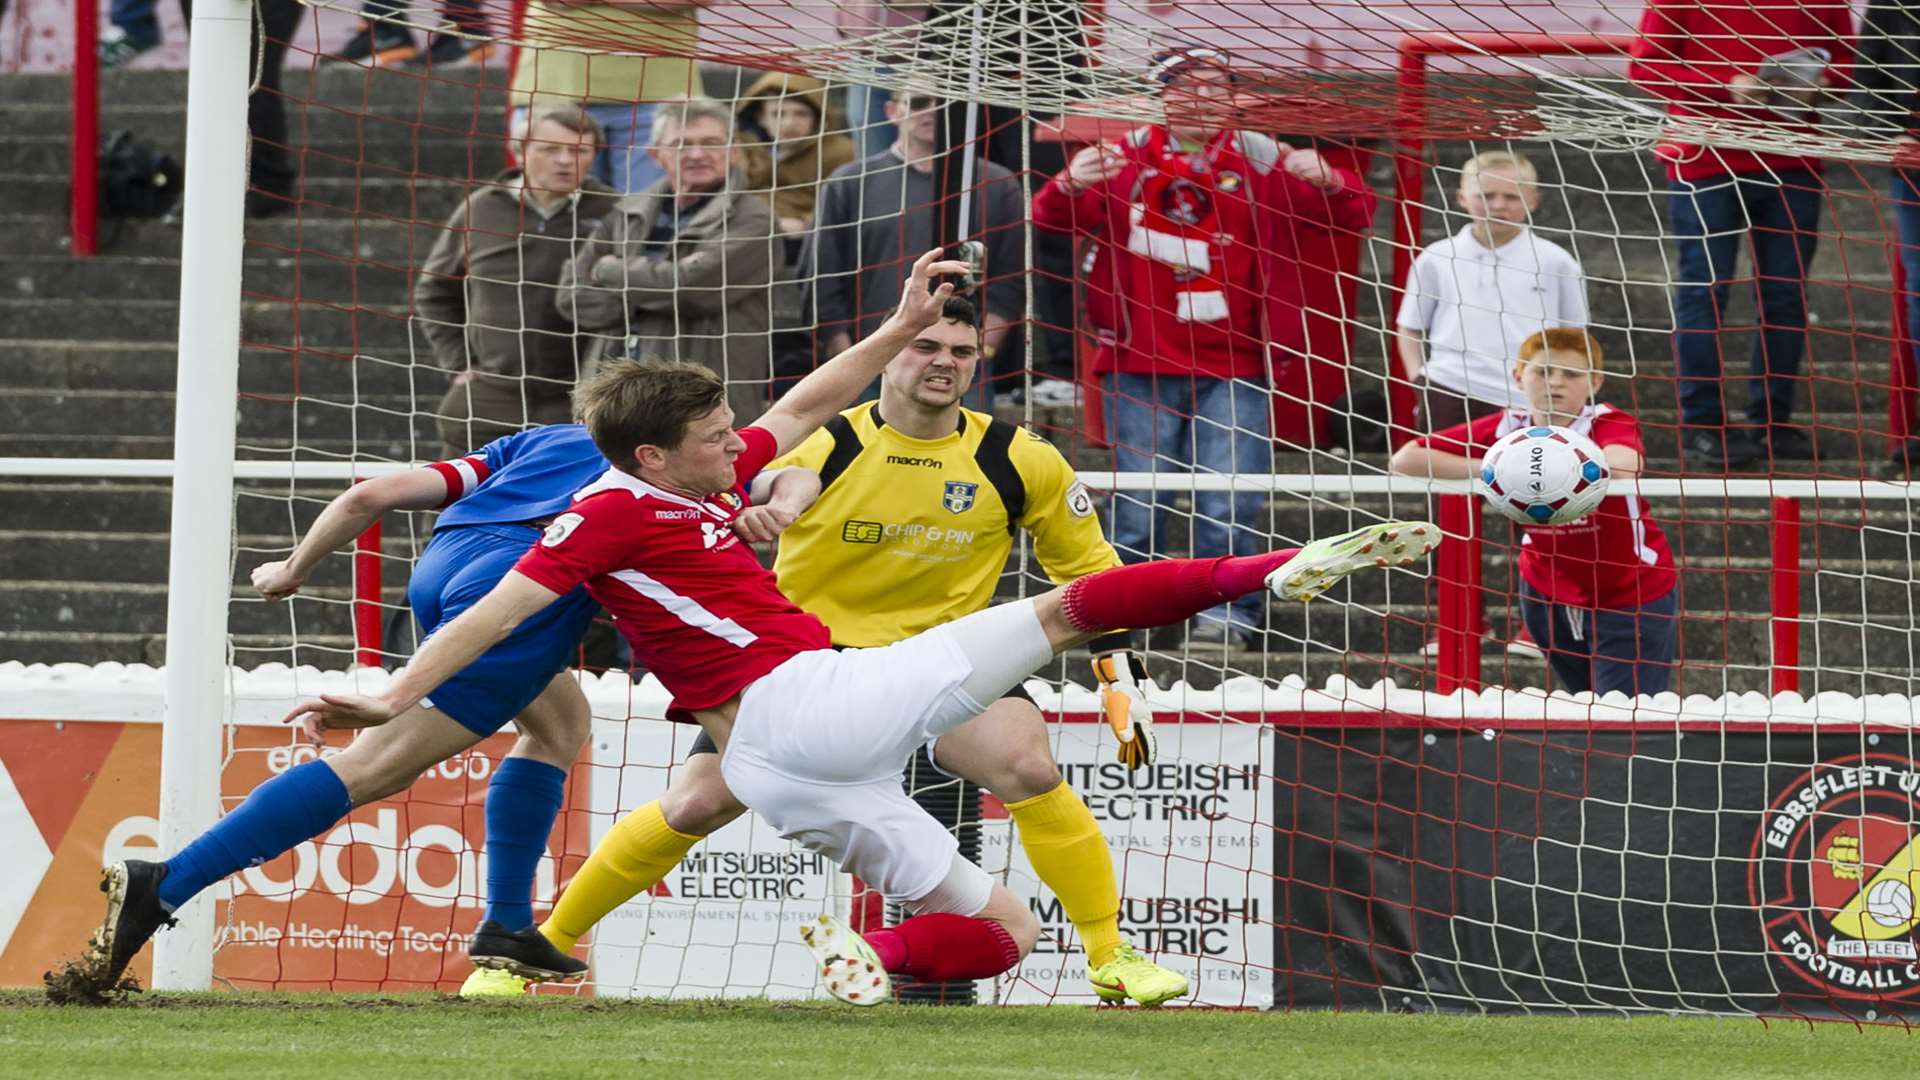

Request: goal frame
left=150, top=0, right=255, bottom=992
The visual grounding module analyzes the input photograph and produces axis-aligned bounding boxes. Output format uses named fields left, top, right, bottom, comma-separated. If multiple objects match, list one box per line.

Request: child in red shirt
left=1391, top=329, right=1680, bottom=697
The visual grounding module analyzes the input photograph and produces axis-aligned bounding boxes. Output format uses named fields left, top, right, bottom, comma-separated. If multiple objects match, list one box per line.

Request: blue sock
left=483, top=758, right=567, bottom=931
left=158, top=760, right=353, bottom=912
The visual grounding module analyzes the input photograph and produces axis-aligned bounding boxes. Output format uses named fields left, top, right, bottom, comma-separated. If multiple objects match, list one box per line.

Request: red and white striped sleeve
left=425, top=455, right=492, bottom=507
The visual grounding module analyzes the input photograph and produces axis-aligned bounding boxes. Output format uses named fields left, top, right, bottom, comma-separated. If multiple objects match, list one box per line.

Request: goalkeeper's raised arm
left=753, top=247, right=967, bottom=456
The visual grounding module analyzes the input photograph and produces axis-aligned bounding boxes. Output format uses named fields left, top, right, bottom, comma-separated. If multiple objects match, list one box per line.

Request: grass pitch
left=1, top=990, right=1912, bottom=1079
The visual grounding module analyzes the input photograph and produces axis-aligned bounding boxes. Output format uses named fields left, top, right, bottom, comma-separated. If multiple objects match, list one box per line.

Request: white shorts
left=719, top=600, right=1053, bottom=906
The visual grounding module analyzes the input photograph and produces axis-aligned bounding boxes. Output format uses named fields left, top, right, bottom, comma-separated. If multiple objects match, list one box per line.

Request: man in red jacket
left=1627, top=0, right=1853, bottom=470
left=1032, top=47, right=1376, bottom=648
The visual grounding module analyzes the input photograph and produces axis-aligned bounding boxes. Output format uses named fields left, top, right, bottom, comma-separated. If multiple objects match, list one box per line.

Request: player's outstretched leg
left=87, top=748, right=357, bottom=987
left=1053, top=520, right=1437, bottom=634
left=926, top=522, right=1439, bottom=742
left=1264, top=521, right=1438, bottom=602
left=86, top=702, right=487, bottom=988
left=89, top=861, right=177, bottom=989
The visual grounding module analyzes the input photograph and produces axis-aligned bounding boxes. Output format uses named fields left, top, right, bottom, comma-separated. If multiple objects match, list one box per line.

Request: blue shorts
left=409, top=524, right=601, bottom=737
left=1518, top=581, right=1679, bottom=698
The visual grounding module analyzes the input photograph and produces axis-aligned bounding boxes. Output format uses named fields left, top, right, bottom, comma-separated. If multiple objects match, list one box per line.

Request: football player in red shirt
left=1391, top=328, right=1679, bottom=697
left=289, top=250, right=1439, bottom=1004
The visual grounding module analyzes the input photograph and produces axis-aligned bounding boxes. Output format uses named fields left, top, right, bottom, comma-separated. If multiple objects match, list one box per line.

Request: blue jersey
left=428, top=423, right=609, bottom=531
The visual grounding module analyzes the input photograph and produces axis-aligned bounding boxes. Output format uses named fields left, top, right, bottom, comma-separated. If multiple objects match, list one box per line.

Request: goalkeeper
left=475, top=294, right=1191, bottom=1006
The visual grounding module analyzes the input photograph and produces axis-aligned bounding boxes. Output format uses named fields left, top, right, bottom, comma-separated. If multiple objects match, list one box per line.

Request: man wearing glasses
left=558, top=95, right=776, bottom=424
left=801, top=93, right=1025, bottom=380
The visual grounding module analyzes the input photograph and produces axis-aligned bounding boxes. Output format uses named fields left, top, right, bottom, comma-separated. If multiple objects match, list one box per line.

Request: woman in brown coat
left=734, top=72, right=858, bottom=250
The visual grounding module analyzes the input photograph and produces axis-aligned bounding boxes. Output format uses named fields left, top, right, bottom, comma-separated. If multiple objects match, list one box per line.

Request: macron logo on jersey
left=886, top=455, right=944, bottom=469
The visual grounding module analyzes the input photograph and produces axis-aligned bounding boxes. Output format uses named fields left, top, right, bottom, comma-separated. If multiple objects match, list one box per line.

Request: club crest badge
left=941, top=481, right=978, bottom=514
left=1751, top=753, right=1920, bottom=1001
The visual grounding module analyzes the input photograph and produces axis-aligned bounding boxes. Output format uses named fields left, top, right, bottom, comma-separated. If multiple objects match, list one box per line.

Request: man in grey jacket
left=413, top=105, right=618, bottom=458
left=800, top=92, right=1024, bottom=371
left=558, top=96, right=776, bottom=425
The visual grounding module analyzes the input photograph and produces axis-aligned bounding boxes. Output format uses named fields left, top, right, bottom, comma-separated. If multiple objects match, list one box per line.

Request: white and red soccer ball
left=1478, top=425, right=1610, bottom=526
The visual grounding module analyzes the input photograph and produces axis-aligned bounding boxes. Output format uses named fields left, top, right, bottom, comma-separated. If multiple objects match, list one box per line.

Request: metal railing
left=6, top=456, right=1914, bottom=693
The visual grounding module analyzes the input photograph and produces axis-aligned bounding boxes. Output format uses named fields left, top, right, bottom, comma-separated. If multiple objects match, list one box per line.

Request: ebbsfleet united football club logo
left=1751, top=753, right=1920, bottom=1000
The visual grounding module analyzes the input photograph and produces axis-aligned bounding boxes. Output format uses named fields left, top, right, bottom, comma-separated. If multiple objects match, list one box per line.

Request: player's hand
left=731, top=504, right=797, bottom=544
left=890, top=249, right=972, bottom=332
left=1062, top=143, right=1124, bottom=193
left=283, top=693, right=398, bottom=745
left=251, top=560, right=308, bottom=602
left=1279, top=145, right=1341, bottom=190
left=1091, top=650, right=1157, bottom=771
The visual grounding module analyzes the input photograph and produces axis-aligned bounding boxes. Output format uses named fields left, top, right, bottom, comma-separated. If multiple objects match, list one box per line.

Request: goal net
left=82, top=0, right=1920, bottom=1019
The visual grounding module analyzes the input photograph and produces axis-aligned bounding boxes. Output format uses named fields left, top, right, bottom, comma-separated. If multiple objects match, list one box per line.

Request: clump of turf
left=43, top=958, right=142, bottom=1007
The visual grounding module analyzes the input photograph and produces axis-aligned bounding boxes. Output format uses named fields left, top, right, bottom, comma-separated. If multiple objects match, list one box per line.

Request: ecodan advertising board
left=0, top=718, right=591, bottom=991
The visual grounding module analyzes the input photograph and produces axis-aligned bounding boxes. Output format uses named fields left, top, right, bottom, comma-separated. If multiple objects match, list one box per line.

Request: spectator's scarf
left=1124, top=127, right=1240, bottom=324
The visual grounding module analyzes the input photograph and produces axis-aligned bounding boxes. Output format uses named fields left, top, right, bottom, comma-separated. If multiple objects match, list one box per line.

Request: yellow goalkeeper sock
left=1006, top=782, right=1124, bottom=969
left=539, top=800, right=702, bottom=953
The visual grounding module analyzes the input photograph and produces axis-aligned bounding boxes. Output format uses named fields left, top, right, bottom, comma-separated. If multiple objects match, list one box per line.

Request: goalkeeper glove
left=1091, top=650, right=1157, bottom=771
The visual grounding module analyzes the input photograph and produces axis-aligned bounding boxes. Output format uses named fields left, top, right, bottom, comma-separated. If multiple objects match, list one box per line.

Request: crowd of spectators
left=388, top=0, right=1906, bottom=691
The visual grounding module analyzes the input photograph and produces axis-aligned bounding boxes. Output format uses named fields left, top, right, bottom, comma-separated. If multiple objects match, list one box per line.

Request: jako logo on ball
left=1479, top=425, right=1609, bottom=526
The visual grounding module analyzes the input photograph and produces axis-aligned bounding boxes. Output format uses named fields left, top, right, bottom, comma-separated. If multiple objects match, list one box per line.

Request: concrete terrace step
left=0, top=174, right=471, bottom=223
left=0, top=482, right=430, bottom=536
left=0, top=529, right=433, bottom=587
left=1, top=340, right=448, bottom=398
left=0, top=214, right=440, bottom=262
left=9, top=63, right=512, bottom=107
left=19, top=252, right=456, bottom=312
left=0, top=296, right=421, bottom=347
left=0, top=133, right=508, bottom=183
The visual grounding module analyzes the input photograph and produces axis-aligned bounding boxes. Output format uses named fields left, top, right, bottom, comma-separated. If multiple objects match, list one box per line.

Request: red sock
left=865, top=914, right=1020, bottom=981
left=1059, top=550, right=1300, bottom=633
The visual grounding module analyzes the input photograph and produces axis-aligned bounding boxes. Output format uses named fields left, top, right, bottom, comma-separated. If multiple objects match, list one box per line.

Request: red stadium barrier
left=68, top=0, right=98, bottom=257
left=1388, top=31, right=1635, bottom=448
left=353, top=512, right=384, bottom=669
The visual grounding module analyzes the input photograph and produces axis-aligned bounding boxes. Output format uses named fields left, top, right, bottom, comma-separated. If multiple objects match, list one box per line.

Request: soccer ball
left=1866, top=878, right=1916, bottom=929
left=1478, top=425, right=1610, bottom=526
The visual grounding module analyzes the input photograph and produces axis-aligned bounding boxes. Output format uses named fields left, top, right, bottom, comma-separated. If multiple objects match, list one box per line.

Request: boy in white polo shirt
left=1397, top=149, right=1588, bottom=660
left=1397, top=150, right=1589, bottom=431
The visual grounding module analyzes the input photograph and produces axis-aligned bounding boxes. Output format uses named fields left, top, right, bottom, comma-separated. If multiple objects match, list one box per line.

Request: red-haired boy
left=1392, top=329, right=1679, bottom=696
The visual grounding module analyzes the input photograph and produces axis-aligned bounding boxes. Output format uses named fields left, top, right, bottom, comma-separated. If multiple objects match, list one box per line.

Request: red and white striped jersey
left=512, top=425, right=831, bottom=716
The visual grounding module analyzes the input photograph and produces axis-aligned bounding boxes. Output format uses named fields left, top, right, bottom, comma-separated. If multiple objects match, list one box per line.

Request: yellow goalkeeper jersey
left=770, top=401, right=1121, bottom=647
